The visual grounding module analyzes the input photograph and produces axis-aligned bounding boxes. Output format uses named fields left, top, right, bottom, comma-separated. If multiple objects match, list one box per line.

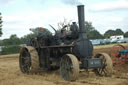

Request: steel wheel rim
left=95, top=53, right=113, bottom=76
left=20, top=48, right=31, bottom=73
left=60, top=55, right=73, bottom=81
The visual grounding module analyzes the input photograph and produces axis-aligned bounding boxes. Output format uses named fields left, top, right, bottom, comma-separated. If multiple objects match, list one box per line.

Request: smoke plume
left=60, top=0, right=83, bottom=5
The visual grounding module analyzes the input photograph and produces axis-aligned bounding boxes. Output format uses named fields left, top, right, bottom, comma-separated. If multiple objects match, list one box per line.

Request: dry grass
left=0, top=44, right=128, bottom=85
left=94, top=43, right=128, bottom=49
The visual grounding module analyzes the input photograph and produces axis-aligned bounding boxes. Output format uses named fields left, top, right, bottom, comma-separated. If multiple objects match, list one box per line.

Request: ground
left=0, top=44, right=128, bottom=85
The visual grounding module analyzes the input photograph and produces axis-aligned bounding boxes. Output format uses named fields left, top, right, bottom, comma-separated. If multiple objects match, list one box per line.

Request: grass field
left=0, top=43, right=128, bottom=85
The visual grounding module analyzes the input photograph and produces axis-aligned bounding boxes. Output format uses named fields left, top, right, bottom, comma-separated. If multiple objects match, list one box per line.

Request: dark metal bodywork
left=28, top=5, right=102, bottom=70
left=76, top=5, right=93, bottom=58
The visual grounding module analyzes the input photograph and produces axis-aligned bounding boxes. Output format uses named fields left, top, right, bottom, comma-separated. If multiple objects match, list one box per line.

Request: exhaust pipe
left=77, top=5, right=87, bottom=39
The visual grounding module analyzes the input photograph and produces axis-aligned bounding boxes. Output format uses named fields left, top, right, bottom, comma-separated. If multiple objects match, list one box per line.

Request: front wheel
left=94, top=53, right=113, bottom=76
left=60, top=54, right=79, bottom=81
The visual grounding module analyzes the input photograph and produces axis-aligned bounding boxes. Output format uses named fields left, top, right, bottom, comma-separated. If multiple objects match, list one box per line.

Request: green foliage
left=20, top=33, right=37, bottom=44
left=85, top=21, right=103, bottom=39
left=1, top=34, right=21, bottom=46
left=104, top=30, right=115, bottom=38
left=0, top=12, right=3, bottom=37
left=115, top=29, right=124, bottom=35
left=0, top=27, right=52, bottom=45
left=85, top=21, right=95, bottom=32
left=0, top=45, right=21, bottom=55
left=20, top=27, right=52, bottom=44
left=104, top=29, right=124, bottom=38
left=124, top=31, right=128, bottom=37
left=87, top=30, right=103, bottom=39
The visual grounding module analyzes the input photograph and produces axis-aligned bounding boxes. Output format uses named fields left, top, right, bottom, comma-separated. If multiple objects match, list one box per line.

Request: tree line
left=85, top=21, right=128, bottom=39
left=0, top=21, right=128, bottom=46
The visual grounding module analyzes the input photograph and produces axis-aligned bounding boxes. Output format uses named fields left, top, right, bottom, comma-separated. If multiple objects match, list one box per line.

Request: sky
left=0, top=0, right=128, bottom=39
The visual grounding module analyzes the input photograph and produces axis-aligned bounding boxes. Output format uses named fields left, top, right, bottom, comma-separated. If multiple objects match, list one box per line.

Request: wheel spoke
left=60, top=54, right=79, bottom=81
left=98, top=68, right=103, bottom=75
left=94, top=53, right=113, bottom=76
left=103, top=68, right=108, bottom=75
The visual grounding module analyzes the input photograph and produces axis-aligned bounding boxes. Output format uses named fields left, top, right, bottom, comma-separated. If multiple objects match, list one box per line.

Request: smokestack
left=77, top=5, right=87, bottom=39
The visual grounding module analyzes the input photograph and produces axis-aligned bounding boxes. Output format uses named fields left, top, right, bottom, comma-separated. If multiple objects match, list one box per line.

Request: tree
left=115, top=29, right=124, bottom=35
left=85, top=21, right=103, bottom=39
left=104, top=29, right=124, bottom=38
left=88, top=30, right=103, bottom=39
left=104, top=30, right=115, bottom=38
left=2, top=34, right=21, bottom=46
left=21, top=27, right=52, bottom=44
left=0, top=12, right=3, bottom=37
left=20, top=33, right=37, bottom=44
left=2, top=39, right=10, bottom=46
left=85, top=21, right=95, bottom=32
left=9, top=34, right=21, bottom=45
left=124, top=31, right=128, bottom=37
left=57, top=18, right=72, bottom=31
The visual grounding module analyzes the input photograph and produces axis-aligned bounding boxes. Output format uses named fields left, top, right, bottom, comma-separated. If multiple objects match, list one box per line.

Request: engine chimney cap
left=72, top=22, right=76, bottom=24
left=77, top=5, right=84, bottom=7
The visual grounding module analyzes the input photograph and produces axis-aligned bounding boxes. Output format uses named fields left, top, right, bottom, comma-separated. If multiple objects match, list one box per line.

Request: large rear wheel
left=19, top=46, right=39, bottom=73
left=60, top=54, right=79, bottom=81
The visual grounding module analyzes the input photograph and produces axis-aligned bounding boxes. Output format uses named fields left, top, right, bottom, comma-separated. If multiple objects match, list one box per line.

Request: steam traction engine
left=19, top=5, right=113, bottom=81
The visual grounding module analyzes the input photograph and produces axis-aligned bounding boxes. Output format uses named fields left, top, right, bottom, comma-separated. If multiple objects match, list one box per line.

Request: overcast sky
left=0, top=0, right=128, bottom=39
